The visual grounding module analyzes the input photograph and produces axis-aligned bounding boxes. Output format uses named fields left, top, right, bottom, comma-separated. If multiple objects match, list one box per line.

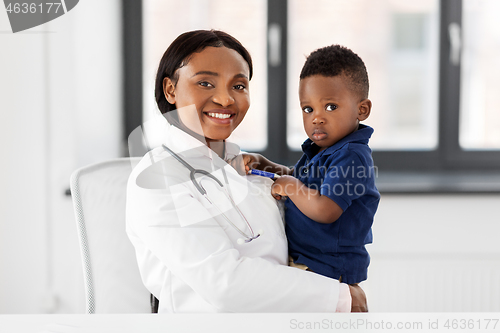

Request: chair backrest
left=70, top=157, right=150, bottom=313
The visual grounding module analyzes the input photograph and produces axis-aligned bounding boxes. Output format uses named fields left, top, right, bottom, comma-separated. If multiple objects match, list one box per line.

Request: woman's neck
left=207, top=140, right=225, bottom=159
left=174, top=122, right=225, bottom=158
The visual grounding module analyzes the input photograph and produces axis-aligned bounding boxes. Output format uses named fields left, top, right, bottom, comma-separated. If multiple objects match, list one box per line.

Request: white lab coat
left=126, top=125, right=346, bottom=313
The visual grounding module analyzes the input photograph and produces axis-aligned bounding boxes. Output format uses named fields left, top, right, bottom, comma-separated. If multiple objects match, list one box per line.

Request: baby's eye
left=198, top=81, right=213, bottom=88
left=302, top=106, right=313, bottom=114
left=326, top=104, right=338, bottom=111
left=234, top=84, right=246, bottom=90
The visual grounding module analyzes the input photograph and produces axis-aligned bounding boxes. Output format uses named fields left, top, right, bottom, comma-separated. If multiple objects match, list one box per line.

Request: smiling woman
left=126, top=29, right=358, bottom=313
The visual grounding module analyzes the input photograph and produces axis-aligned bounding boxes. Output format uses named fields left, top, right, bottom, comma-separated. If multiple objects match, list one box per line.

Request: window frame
left=436, top=0, right=500, bottom=171
left=124, top=0, right=500, bottom=173
left=272, top=0, right=500, bottom=171
left=122, top=0, right=143, bottom=156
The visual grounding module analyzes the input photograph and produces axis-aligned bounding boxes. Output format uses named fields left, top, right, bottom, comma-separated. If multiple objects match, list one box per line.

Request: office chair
left=70, top=157, right=152, bottom=313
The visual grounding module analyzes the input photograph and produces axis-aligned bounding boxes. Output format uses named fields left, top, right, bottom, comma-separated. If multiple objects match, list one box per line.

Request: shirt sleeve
left=127, top=164, right=342, bottom=313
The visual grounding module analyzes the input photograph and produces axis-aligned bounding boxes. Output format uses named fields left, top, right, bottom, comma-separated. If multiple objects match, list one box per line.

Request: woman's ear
left=163, top=77, right=176, bottom=104
left=358, top=99, right=372, bottom=121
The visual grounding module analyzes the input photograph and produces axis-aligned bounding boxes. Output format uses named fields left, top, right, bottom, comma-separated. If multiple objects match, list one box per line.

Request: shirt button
left=303, top=169, right=308, bottom=174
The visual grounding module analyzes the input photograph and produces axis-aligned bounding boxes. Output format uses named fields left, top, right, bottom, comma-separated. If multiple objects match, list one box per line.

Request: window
left=459, top=0, right=500, bottom=150
left=287, top=0, right=440, bottom=151
left=125, top=0, right=500, bottom=174
left=282, top=0, right=500, bottom=171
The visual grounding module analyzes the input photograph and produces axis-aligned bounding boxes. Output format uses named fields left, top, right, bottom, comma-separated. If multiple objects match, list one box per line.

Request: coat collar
left=164, top=125, right=241, bottom=162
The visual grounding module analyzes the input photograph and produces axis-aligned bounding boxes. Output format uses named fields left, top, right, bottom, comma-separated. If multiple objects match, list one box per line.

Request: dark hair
left=154, top=29, right=253, bottom=121
left=300, top=45, right=369, bottom=100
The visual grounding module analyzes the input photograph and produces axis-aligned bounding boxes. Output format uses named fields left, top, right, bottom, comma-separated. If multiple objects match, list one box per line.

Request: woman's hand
left=349, top=284, right=368, bottom=312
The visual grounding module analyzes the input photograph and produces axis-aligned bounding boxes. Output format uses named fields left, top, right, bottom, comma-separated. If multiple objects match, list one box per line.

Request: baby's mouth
left=312, top=129, right=327, bottom=141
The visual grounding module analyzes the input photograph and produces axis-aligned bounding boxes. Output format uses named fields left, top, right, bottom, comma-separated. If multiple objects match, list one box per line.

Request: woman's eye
left=326, top=104, right=338, bottom=111
left=302, top=107, right=313, bottom=114
left=234, top=84, right=246, bottom=90
left=198, top=81, right=213, bottom=88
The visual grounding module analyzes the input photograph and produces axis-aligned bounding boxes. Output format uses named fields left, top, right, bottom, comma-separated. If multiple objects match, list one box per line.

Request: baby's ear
left=358, top=99, right=372, bottom=121
left=163, top=77, right=176, bottom=104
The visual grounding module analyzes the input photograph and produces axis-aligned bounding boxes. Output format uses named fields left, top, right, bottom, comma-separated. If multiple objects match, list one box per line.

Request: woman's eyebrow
left=191, top=71, right=249, bottom=80
left=191, top=71, right=218, bottom=78
left=234, top=73, right=249, bottom=80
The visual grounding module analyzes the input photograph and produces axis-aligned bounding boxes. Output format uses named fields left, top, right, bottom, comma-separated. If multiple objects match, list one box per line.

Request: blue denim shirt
left=285, top=124, right=380, bottom=284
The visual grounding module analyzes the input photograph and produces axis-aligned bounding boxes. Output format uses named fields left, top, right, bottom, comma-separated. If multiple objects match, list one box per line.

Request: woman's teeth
left=207, top=112, right=232, bottom=119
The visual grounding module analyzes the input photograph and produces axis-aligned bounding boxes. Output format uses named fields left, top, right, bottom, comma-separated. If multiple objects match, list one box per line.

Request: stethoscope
left=162, top=144, right=262, bottom=244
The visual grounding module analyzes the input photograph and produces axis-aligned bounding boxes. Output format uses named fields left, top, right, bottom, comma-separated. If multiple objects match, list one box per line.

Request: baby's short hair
left=300, top=45, right=369, bottom=100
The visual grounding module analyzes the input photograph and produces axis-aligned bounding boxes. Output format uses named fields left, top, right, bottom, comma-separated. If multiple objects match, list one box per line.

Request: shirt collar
left=301, top=124, right=374, bottom=160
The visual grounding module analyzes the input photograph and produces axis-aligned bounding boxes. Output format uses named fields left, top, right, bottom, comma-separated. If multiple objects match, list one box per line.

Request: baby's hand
left=271, top=175, right=294, bottom=200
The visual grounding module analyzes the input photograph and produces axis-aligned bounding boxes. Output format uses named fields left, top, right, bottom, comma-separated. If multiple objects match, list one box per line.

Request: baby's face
left=299, top=75, right=368, bottom=152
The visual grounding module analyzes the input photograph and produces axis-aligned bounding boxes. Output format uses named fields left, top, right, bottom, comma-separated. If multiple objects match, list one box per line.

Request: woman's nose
left=212, top=87, right=235, bottom=107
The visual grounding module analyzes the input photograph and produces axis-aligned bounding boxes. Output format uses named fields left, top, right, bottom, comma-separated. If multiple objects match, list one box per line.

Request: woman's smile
left=204, top=109, right=236, bottom=123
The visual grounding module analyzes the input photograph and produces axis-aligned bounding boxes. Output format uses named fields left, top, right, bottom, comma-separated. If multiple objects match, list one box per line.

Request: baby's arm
left=238, top=153, right=342, bottom=223
left=240, top=153, right=293, bottom=176
left=271, top=176, right=343, bottom=224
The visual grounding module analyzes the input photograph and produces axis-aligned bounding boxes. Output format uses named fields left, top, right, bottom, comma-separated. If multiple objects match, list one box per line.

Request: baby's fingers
left=271, top=182, right=284, bottom=197
left=229, top=155, right=247, bottom=175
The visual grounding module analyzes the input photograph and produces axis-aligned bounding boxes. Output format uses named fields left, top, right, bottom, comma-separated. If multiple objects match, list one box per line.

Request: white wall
left=365, top=194, right=500, bottom=312
left=0, top=0, right=122, bottom=313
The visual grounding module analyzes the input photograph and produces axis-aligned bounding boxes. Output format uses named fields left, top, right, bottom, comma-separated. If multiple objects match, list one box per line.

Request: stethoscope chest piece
left=237, top=229, right=264, bottom=245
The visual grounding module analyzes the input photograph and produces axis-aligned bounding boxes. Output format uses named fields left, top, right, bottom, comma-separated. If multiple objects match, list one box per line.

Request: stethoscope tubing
left=162, top=144, right=223, bottom=195
left=162, top=144, right=260, bottom=243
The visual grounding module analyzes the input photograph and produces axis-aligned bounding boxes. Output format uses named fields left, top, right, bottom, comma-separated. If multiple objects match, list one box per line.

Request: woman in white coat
left=126, top=30, right=365, bottom=313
